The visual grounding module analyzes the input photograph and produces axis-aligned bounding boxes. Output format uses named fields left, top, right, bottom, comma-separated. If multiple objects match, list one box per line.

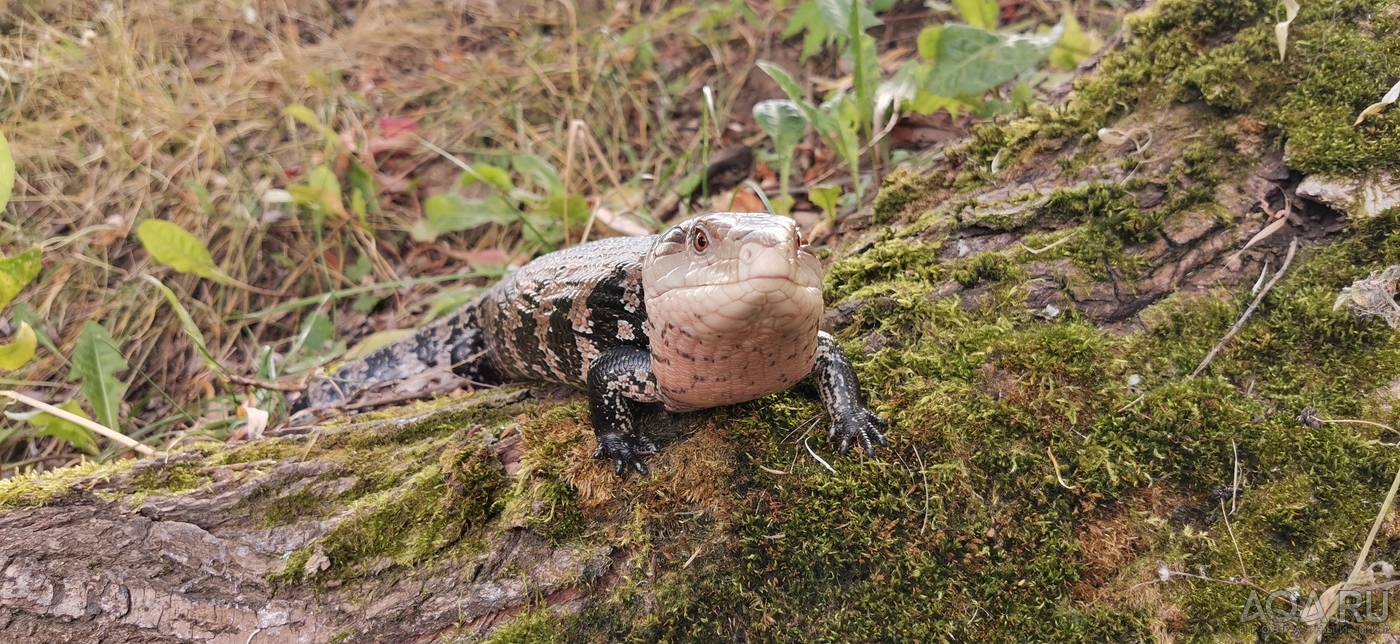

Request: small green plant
left=412, top=151, right=584, bottom=253
left=758, top=0, right=1092, bottom=218
left=752, top=99, right=808, bottom=214
left=809, top=184, right=844, bottom=225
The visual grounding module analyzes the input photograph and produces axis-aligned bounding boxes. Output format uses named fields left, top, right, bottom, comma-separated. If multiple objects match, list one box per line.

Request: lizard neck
left=644, top=281, right=823, bottom=412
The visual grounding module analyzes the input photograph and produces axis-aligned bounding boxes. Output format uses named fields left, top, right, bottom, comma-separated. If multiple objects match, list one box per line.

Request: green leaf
left=916, top=25, right=943, bottom=61
left=771, top=194, right=795, bottom=216
left=413, top=194, right=520, bottom=241
left=923, top=23, right=1064, bottom=98
left=347, top=160, right=378, bottom=220
left=809, top=185, right=844, bottom=219
left=460, top=163, right=514, bottom=193
left=0, top=131, right=16, bottom=214
left=542, top=193, right=591, bottom=222
left=952, top=0, right=998, bottom=29
left=849, top=21, right=879, bottom=140
left=283, top=105, right=344, bottom=149
left=814, top=0, right=882, bottom=38
left=758, top=62, right=816, bottom=115
left=1011, top=81, right=1034, bottom=109
left=753, top=100, right=809, bottom=156
left=69, top=321, right=128, bottom=432
left=818, top=93, right=863, bottom=197
left=345, top=255, right=373, bottom=282
left=0, top=322, right=36, bottom=370
left=753, top=99, right=809, bottom=197
left=142, top=275, right=224, bottom=373
left=876, top=61, right=922, bottom=117
left=909, top=90, right=979, bottom=119
left=512, top=155, right=564, bottom=195
left=299, top=312, right=335, bottom=356
left=305, top=164, right=348, bottom=220
left=9, top=303, right=56, bottom=356
left=1049, top=13, right=1099, bottom=70
left=783, top=0, right=882, bottom=61
left=0, top=246, right=42, bottom=310
left=136, top=219, right=233, bottom=285
left=25, top=401, right=98, bottom=454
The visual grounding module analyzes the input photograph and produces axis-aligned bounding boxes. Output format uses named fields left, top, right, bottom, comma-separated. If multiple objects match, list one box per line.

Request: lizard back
left=477, top=235, right=654, bottom=388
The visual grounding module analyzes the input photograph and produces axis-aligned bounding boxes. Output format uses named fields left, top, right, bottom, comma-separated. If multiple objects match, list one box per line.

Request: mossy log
left=4, top=0, right=1400, bottom=640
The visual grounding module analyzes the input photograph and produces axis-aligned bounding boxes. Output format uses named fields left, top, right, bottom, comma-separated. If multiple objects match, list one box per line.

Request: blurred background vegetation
left=0, top=0, right=1115, bottom=473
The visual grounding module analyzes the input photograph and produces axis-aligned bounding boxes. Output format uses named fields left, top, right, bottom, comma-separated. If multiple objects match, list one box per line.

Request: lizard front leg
left=813, top=331, right=889, bottom=455
left=587, top=346, right=662, bottom=475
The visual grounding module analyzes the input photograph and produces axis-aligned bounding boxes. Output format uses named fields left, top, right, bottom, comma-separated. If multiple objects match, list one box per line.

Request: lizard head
left=642, top=212, right=825, bottom=410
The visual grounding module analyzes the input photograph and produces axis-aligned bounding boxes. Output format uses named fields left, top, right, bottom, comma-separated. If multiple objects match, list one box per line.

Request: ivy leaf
left=0, top=321, right=37, bottom=370
left=951, top=0, right=998, bottom=29
left=0, top=246, right=42, bottom=310
left=136, top=219, right=233, bottom=285
left=22, top=401, right=98, bottom=454
left=0, top=130, right=14, bottom=214
left=69, top=321, right=129, bottom=432
left=923, top=22, right=1064, bottom=98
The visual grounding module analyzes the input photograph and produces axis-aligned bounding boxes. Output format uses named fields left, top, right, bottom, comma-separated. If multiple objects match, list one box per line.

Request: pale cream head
left=642, top=213, right=825, bottom=412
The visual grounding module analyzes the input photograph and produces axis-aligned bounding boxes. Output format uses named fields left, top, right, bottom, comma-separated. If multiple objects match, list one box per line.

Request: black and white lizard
left=293, top=212, right=887, bottom=475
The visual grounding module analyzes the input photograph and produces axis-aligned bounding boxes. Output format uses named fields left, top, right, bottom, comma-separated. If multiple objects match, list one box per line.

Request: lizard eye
left=692, top=229, right=709, bottom=253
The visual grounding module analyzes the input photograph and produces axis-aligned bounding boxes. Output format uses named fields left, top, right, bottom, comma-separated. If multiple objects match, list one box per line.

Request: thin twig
left=1022, top=230, right=1081, bottom=255
left=1048, top=447, right=1073, bottom=490
left=1231, top=438, right=1241, bottom=515
left=804, top=436, right=836, bottom=474
left=913, top=443, right=931, bottom=535
left=1191, top=237, right=1299, bottom=378
left=0, top=390, right=157, bottom=456
left=1220, top=498, right=1249, bottom=583
left=226, top=373, right=311, bottom=392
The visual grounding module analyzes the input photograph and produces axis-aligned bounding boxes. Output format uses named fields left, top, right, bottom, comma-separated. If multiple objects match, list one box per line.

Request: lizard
left=292, top=212, right=888, bottom=476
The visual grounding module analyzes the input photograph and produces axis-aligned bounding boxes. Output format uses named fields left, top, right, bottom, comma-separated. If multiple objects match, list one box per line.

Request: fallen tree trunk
left=4, top=0, right=1400, bottom=640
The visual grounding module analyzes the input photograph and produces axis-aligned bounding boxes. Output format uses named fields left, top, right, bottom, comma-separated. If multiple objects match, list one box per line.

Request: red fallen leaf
left=369, top=116, right=420, bottom=156
left=459, top=248, right=513, bottom=268
left=323, top=249, right=342, bottom=271
left=380, top=116, right=418, bottom=137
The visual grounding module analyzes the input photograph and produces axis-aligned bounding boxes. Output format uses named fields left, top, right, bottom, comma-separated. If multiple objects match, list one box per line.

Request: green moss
left=129, top=458, right=211, bottom=495
left=872, top=166, right=948, bottom=224
left=951, top=251, right=1022, bottom=288
left=480, top=605, right=566, bottom=643
left=0, top=459, right=133, bottom=509
left=1271, top=5, right=1400, bottom=173
left=825, top=236, right=945, bottom=302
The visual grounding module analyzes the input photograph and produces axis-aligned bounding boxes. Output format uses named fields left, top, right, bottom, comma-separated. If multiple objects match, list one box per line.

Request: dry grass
left=0, top=0, right=774, bottom=470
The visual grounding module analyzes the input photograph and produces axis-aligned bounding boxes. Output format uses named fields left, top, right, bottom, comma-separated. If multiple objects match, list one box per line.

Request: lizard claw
left=593, top=433, right=657, bottom=476
left=828, top=407, right=888, bottom=456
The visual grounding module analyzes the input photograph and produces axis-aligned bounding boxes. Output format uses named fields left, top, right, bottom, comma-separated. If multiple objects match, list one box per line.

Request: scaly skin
left=295, top=213, right=887, bottom=476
